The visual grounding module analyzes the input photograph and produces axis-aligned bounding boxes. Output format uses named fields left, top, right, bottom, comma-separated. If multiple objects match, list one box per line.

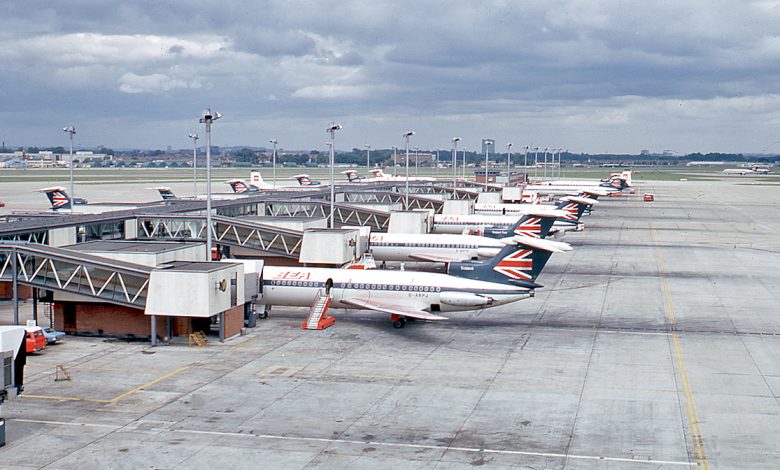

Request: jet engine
left=476, top=247, right=501, bottom=259
left=439, top=291, right=493, bottom=307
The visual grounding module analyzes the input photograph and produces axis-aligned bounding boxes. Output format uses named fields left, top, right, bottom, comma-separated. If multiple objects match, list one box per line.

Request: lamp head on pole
left=199, top=108, right=222, bottom=123
left=269, top=139, right=278, bottom=145
left=452, top=137, right=461, bottom=144
left=403, top=130, right=414, bottom=138
left=327, top=123, right=342, bottom=133
left=188, top=133, right=199, bottom=141
left=62, top=126, right=76, bottom=135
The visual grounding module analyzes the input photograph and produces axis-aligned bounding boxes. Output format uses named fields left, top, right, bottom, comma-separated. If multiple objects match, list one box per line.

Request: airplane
left=722, top=168, right=756, bottom=176
left=368, top=212, right=563, bottom=263
left=38, top=187, right=88, bottom=210
left=475, top=195, right=598, bottom=216
left=343, top=168, right=436, bottom=183
left=39, top=187, right=154, bottom=213
left=227, top=171, right=322, bottom=193
left=236, top=235, right=570, bottom=328
left=431, top=199, right=590, bottom=235
left=523, top=171, right=632, bottom=195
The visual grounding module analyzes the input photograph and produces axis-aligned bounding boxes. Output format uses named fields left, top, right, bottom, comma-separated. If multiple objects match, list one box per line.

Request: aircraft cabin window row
left=373, top=242, right=478, bottom=249
left=268, top=279, right=442, bottom=292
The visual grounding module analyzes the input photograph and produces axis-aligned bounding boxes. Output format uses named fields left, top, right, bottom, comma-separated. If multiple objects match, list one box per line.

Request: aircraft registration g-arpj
left=233, top=236, right=571, bottom=328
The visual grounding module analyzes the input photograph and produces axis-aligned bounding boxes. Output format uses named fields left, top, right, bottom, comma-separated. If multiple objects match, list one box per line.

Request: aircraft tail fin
left=555, top=196, right=595, bottom=223
left=226, top=179, right=252, bottom=193
left=482, top=211, right=560, bottom=239
left=155, top=187, right=177, bottom=200
left=38, top=186, right=71, bottom=210
left=369, top=168, right=386, bottom=178
left=293, top=174, right=320, bottom=186
left=249, top=171, right=265, bottom=186
left=341, top=170, right=363, bottom=182
left=448, top=236, right=571, bottom=286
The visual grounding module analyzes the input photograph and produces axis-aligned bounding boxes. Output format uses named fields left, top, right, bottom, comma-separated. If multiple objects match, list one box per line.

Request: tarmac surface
left=1, top=178, right=779, bottom=469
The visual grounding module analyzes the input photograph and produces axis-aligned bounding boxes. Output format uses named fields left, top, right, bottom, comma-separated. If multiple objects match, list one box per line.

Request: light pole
left=62, top=126, right=76, bottom=211
left=533, top=146, right=539, bottom=180
left=483, top=139, right=494, bottom=183
left=403, top=131, right=414, bottom=207
left=523, top=145, right=529, bottom=183
left=269, top=139, right=278, bottom=189
left=452, top=137, right=461, bottom=197
left=414, top=147, right=419, bottom=176
left=543, top=147, right=549, bottom=179
left=199, top=108, right=221, bottom=261
left=188, top=133, right=199, bottom=197
left=327, top=123, right=342, bottom=228
left=392, top=146, right=398, bottom=176
left=462, top=147, right=467, bottom=180
left=364, top=144, right=371, bottom=173
left=506, top=142, right=513, bottom=181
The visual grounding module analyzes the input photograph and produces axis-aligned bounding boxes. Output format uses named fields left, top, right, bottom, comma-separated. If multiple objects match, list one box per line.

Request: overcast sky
left=2, top=1, right=780, bottom=154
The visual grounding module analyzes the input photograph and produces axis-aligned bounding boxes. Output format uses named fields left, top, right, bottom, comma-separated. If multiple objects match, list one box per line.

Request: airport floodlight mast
left=452, top=137, right=461, bottom=197
left=392, top=146, right=398, bottom=176
left=327, top=123, right=342, bottom=228
left=199, top=108, right=222, bottom=260
left=364, top=144, right=371, bottom=173
left=269, top=139, right=278, bottom=189
left=414, top=147, right=420, bottom=176
left=188, top=133, right=199, bottom=197
left=62, top=126, right=76, bottom=212
left=543, top=147, right=550, bottom=179
left=523, top=145, right=530, bottom=182
left=403, top=130, right=414, bottom=207
left=533, top=146, right=539, bottom=179
left=506, top=142, right=513, bottom=177
left=483, top=139, right=494, bottom=182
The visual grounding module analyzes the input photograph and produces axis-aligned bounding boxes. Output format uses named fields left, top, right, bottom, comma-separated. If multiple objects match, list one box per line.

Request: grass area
left=0, top=165, right=773, bottom=183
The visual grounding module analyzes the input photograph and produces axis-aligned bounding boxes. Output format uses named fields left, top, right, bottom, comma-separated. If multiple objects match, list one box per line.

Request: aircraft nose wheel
left=392, top=317, right=407, bottom=329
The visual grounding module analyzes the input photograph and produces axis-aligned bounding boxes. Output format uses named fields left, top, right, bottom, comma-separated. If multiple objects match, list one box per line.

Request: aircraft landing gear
left=258, top=307, right=269, bottom=319
left=390, top=314, right=407, bottom=329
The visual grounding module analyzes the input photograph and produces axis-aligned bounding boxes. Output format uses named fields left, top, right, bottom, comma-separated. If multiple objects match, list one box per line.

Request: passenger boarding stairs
left=302, top=289, right=335, bottom=330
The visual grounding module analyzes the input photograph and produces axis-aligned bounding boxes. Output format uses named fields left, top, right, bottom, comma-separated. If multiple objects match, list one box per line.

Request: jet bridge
left=136, top=215, right=304, bottom=259
left=0, top=242, right=153, bottom=311
left=340, top=192, right=445, bottom=213
left=262, top=200, right=390, bottom=231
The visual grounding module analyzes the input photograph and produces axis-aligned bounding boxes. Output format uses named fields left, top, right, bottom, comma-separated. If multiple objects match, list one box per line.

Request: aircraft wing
left=408, top=253, right=466, bottom=263
left=340, top=298, right=448, bottom=321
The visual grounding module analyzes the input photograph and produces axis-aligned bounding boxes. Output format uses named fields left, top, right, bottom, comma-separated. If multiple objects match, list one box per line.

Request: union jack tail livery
left=38, top=186, right=83, bottom=210
left=156, top=187, right=177, bottom=200
left=342, top=170, right=365, bottom=182
left=483, top=213, right=558, bottom=240
left=293, top=174, right=320, bottom=186
left=448, top=236, right=571, bottom=287
left=554, top=196, right=596, bottom=224
left=226, top=179, right=258, bottom=194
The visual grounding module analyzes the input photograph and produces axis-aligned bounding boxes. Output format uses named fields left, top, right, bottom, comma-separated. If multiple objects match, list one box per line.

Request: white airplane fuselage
left=261, top=266, right=531, bottom=313
left=368, top=232, right=505, bottom=262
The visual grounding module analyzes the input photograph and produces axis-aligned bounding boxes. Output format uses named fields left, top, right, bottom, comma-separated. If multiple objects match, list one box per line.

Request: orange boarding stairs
left=302, top=289, right=335, bottom=330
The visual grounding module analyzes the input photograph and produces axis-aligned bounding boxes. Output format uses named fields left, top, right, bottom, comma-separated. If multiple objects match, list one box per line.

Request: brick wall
left=53, top=302, right=166, bottom=339
left=223, top=305, right=243, bottom=340
left=0, top=282, right=33, bottom=300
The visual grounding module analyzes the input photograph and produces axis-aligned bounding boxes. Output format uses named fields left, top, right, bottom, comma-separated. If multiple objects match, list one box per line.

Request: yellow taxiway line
left=652, top=225, right=709, bottom=469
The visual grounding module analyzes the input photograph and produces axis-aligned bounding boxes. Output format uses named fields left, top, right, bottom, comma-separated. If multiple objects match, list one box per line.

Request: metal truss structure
left=0, top=243, right=152, bottom=309
left=262, top=201, right=390, bottom=231
left=136, top=215, right=304, bottom=258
